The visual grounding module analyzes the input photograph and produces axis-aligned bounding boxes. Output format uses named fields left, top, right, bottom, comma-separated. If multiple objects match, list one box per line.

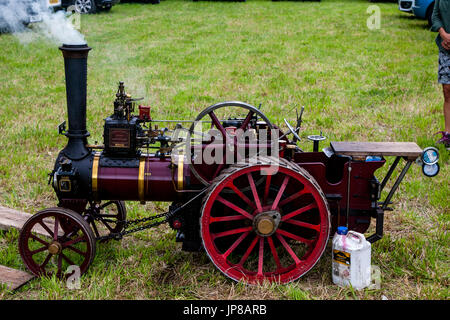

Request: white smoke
left=0, top=0, right=86, bottom=45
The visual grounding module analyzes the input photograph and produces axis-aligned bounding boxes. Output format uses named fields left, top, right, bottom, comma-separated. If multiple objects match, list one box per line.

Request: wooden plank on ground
left=330, top=141, right=423, bottom=160
left=0, top=265, right=35, bottom=291
left=0, top=206, right=59, bottom=237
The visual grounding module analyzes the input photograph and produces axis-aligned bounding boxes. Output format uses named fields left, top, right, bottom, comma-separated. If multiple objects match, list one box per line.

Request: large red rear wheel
left=200, top=157, right=330, bottom=284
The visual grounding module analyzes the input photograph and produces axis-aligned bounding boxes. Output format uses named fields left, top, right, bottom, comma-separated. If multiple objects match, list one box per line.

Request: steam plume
left=0, top=0, right=86, bottom=45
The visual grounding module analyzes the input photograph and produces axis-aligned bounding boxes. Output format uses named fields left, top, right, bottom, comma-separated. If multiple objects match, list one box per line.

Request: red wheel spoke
left=53, top=217, right=59, bottom=241
left=247, top=173, right=262, bottom=213
left=62, top=236, right=86, bottom=248
left=56, top=255, right=63, bottom=278
left=208, top=111, right=227, bottom=138
left=38, top=220, right=54, bottom=238
left=263, top=174, right=272, bottom=205
left=222, top=231, right=249, bottom=259
left=238, top=235, right=259, bottom=266
left=267, top=236, right=282, bottom=270
left=210, top=215, right=248, bottom=223
left=271, top=176, right=290, bottom=210
left=281, top=203, right=317, bottom=221
left=276, top=229, right=313, bottom=245
left=240, top=110, right=255, bottom=130
left=212, top=226, right=253, bottom=240
left=227, top=182, right=255, bottom=209
left=216, top=196, right=253, bottom=220
left=66, top=245, right=87, bottom=257
left=284, top=219, right=320, bottom=232
left=40, top=253, right=52, bottom=269
left=30, top=234, right=50, bottom=246
left=30, top=246, right=48, bottom=255
left=279, top=188, right=309, bottom=207
left=276, top=233, right=302, bottom=265
left=257, top=237, right=264, bottom=277
left=60, top=252, right=76, bottom=266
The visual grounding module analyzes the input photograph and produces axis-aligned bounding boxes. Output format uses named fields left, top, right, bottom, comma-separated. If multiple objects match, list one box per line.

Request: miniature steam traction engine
left=18, top=44, right=440, bottom=284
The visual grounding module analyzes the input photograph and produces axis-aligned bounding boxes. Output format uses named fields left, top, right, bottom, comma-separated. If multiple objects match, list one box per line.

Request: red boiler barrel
left=92, top=153, right=191, bottom=202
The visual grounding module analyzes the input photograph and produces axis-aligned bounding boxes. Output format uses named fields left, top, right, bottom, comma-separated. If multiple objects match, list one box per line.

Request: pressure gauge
left=422, top=163, right=440, bottom=177
left=421, top=147, right=439, bottom=165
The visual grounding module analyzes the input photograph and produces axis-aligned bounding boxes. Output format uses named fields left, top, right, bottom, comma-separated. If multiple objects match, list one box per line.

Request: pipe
left=59, top=43, right=92, bottom=160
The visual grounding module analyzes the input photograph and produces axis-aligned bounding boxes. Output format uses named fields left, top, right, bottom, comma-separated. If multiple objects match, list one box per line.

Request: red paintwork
left=294, top=152, right=384, bottom=209
left=138, top=105, right=151, bottom=121
left=97, top=155, right=190, bottom=202
left=172, top=219, right=182, bottom=229
left=294, top=152, right=385, bottom=233
left=98, top=166, right=138, bottom=200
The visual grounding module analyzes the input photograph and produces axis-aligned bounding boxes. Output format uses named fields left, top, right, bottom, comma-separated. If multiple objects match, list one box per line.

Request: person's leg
left=437, top=51, right=450, bottom=146
left=444, top=84, right=450, bottom=133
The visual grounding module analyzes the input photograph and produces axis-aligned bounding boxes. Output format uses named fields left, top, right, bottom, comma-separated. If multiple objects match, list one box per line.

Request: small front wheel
left=18, top=207, right=96, bottom=278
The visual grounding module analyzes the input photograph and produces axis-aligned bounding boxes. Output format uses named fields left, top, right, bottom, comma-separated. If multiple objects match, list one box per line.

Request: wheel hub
left=48, top=241, right=62, bottom=255
left=253, top=211, right=280, bottom=237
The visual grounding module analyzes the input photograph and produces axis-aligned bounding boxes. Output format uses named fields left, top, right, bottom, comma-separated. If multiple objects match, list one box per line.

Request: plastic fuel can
left=332, top=226, right=371, bottom=290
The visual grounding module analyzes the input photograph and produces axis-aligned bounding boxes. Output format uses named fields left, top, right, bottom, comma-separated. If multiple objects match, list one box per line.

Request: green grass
left=0, top=0, right=448, bottom=300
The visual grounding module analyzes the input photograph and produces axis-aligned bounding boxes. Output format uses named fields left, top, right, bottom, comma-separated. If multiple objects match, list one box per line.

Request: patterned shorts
left=438, top=50, right=450, bottom=84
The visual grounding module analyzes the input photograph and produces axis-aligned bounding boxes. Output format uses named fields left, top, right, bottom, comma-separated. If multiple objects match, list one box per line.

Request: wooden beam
left=0, top=265, right=35, bottom=291
left=0, top=206, right=66, bottom=291
left=0, top=206, right=61, bottom=237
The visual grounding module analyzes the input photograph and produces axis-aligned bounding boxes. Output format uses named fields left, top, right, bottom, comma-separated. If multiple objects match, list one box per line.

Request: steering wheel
left=283, top=118, right=302, bottom=142
left=187, top=101, right=274, bottom=186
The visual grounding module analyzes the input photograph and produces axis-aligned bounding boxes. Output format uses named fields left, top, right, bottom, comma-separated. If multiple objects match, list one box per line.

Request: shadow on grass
left=397, top=14, right=432, bottom=30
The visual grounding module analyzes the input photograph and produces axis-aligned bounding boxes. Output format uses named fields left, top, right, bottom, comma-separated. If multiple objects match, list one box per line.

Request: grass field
left=0, top=0, right=448, bottom=300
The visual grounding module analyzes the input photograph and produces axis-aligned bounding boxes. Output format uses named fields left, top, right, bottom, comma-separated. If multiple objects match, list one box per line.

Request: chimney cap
left=59, top=43, right=91, bottom=59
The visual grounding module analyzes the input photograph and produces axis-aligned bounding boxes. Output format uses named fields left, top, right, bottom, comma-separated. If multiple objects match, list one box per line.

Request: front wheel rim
left=18, top=208, right=96, bottom=278
left=75, top=0, right=92, bottom=13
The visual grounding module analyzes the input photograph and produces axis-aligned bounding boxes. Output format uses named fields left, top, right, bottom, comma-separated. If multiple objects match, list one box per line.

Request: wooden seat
left=330, top=141, right=423, bottom=160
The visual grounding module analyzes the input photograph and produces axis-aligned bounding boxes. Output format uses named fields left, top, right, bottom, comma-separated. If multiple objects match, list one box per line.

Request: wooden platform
left=330, top=141, right=423, bottom=160
left=0, top=207, right=38, bottom=291
left=0, top=265, right=34, bottom=291
left=0, top=206, right=59, bottom=237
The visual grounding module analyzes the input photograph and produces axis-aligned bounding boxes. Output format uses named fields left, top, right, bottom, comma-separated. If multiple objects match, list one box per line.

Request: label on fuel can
left=332, top=250, right=351, bottom=280
left=333, top=250, right=351, bottom=265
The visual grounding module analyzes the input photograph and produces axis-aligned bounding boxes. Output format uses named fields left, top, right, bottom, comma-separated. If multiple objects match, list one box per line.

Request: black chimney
left=59, top=43, right=91, bottom=160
